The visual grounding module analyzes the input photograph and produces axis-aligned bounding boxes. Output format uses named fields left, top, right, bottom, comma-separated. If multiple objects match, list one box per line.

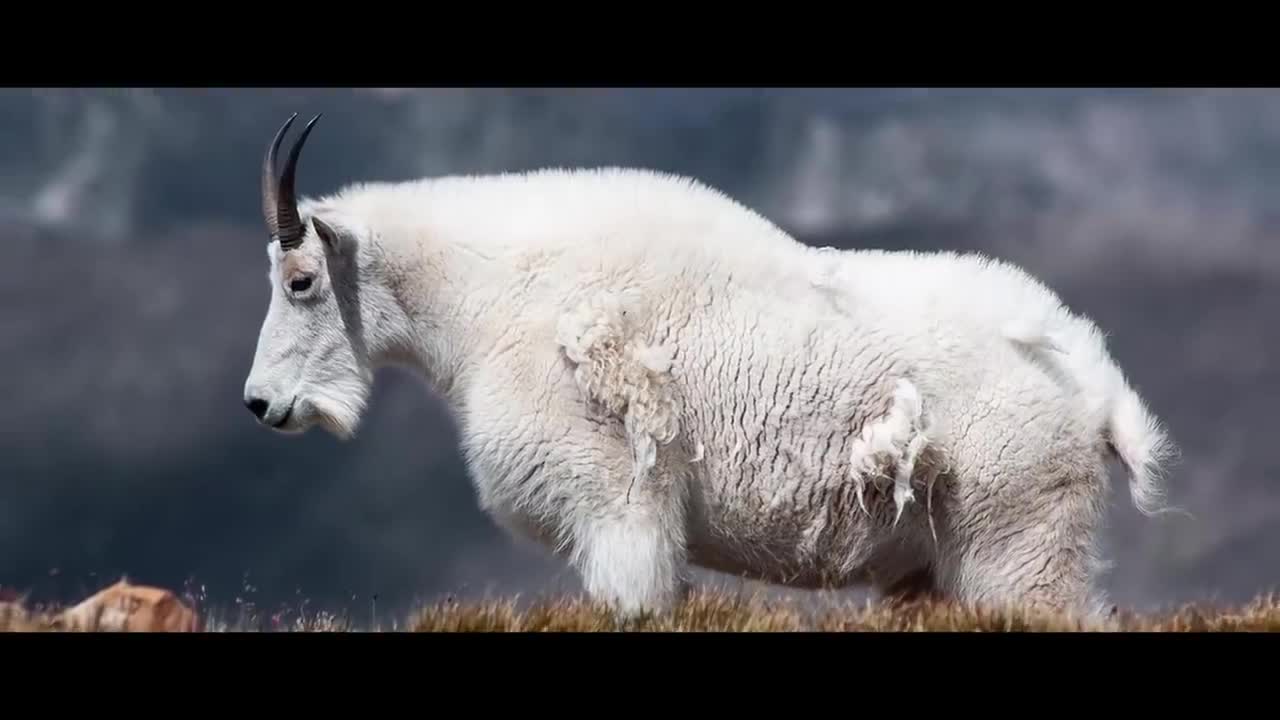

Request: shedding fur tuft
left=555, top=293, right=680, bottom=500
left=846, top=378, right=941, bottom=527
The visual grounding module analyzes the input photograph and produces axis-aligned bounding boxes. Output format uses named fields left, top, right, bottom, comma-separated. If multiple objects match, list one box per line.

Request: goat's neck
left=368, top=224, right=518, bottom=403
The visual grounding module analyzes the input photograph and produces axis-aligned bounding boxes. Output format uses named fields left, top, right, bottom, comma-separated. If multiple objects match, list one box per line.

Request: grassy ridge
left=402, top=591, right=1280, bottom=632
left=5, top=590, right=1280, bottom=631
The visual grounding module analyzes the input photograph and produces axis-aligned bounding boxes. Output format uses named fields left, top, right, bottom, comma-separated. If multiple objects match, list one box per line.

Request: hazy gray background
left=3, top=88, right=1277, bottom=622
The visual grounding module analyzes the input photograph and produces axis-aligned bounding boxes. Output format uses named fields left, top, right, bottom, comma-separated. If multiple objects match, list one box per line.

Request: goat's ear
left=311, top=216, right=348, bottom=254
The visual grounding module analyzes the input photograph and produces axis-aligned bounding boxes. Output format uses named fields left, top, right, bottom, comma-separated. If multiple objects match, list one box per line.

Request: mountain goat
left=243, top=114, right=1176, bottom=619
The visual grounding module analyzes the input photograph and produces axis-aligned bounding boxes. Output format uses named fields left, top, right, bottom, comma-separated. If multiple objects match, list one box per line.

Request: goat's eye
left=290, top=276, right=313, bottom=293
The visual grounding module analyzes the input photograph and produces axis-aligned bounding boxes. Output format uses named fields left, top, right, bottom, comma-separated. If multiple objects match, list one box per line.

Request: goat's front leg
left=566, top=481, right=689, bottom=619
left=552, top=289, right=690, bottom=618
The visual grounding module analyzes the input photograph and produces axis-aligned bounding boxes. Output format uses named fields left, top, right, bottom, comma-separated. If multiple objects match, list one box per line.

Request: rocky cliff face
left=3, top=88, right=1277, bottom=620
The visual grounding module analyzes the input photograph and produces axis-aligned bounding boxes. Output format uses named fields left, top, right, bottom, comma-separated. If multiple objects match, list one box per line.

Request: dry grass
left=403, top=590, right=1280, bottom=632
left=5, top=589, right=1280, bottom=632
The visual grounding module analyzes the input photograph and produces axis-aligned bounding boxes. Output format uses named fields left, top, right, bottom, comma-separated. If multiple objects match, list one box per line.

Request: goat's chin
left=305, top=393, right=366, bottom=441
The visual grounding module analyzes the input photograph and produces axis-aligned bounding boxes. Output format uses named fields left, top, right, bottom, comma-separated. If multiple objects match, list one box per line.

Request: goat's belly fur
left=462, top=242, right=1154, bottom=611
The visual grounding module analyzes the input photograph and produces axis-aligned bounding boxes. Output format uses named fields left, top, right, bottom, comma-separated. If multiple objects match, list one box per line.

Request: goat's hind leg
left=933, top=469, right=1111, bottom=622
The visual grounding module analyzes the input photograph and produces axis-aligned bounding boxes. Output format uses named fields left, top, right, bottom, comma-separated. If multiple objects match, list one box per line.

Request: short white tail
left=1107, top=383, right=1180, bottom=517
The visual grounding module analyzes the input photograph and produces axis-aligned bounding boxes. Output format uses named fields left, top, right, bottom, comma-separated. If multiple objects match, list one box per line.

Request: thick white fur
left=244, top=166, right=1176, bottom=619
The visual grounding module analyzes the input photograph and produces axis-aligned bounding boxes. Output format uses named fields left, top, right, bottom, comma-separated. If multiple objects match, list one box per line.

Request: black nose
left=245, top=397, right=269, bottom=420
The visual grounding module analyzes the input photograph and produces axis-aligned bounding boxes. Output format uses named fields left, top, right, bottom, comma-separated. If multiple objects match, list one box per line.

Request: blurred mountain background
left=2, top=87, right=1277, bottom=622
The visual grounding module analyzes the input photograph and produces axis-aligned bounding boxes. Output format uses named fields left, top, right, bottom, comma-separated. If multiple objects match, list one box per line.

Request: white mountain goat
left=243, top=114, right=1177, bottom=619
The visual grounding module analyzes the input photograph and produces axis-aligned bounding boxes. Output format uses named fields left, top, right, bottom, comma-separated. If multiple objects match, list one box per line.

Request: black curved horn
left=261, top=113, right=322, bottom=251
left=261, top=113, right=296, bottom=242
